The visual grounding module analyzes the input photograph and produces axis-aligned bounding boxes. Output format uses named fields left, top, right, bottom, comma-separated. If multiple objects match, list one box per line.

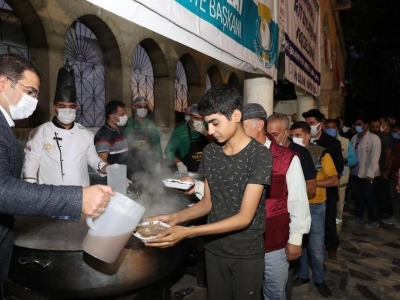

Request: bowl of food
left=162, top=179, right=195, bottom=190
left=133, top=221, right=170, bottom=242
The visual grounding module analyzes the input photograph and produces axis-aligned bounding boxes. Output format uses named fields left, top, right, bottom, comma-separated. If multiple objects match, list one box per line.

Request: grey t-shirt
left=199, top=138, right=272, bottom=258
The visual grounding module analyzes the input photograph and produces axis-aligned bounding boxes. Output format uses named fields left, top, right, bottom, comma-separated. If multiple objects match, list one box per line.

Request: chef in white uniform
left=22, top=67, right=107, bottom=187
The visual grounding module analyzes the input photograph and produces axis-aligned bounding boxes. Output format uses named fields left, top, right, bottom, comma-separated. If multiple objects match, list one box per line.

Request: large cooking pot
left=7, top=193, right=193, bottom=299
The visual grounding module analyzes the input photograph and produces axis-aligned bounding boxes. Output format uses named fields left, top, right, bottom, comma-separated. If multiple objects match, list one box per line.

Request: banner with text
left=87, top=0, right=280, bottom=78
left=284, top=0, right=321, bottom=95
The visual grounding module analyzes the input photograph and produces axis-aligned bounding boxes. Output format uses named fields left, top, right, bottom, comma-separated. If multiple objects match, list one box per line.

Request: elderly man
left=165, top=103, right=212, bottom=174
left=23, top=67, right=108, bottom=186
left=0, top=53, right=112, bottom=286
left=125, top=96, right=163, bottom=177
left=242, top=104, right=310, bottom=300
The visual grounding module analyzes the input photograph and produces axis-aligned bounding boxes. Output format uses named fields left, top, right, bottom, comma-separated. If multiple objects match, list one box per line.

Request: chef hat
left=132, top=96, right=150, bottom=107
left=54, top=67, right=76, bottom=104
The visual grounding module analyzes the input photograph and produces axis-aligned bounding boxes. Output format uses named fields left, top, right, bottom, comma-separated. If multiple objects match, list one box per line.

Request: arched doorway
left=64, top=20, right=105, bottom=127
left=207, top=65, right=223, bottom=87
left=175, top=60, right=187, bottom=113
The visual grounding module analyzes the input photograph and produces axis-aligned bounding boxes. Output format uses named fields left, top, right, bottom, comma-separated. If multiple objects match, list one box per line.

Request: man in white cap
left=22, top=67, right=108, bottom=186
left=165, top=103, right=212, bottom=174
left=125, top=96, right=163, bottom=177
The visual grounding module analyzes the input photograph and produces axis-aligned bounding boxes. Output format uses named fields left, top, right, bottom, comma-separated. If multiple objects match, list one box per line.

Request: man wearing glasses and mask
left=22, top=67, right=108, bottom=186
left=0, top=53, right=112, bottom=288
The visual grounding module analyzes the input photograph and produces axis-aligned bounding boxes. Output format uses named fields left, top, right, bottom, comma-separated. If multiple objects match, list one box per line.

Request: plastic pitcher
left=82, top=192, right=146, bottom=263
left=107, top=164, right=127, bottom=195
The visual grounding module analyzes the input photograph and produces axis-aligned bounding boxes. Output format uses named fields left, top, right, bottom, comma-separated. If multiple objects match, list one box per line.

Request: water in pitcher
left=82, top=231, right=133, bottom=263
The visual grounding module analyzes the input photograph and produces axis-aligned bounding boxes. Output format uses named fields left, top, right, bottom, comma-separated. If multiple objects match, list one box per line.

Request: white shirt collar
left=263, top=138, right=271, bottom=149
left=0, top=105, right=15, bottom=127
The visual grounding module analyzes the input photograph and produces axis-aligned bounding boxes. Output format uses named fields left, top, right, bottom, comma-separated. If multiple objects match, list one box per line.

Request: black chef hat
left=54, top=67, right=76, bottom=104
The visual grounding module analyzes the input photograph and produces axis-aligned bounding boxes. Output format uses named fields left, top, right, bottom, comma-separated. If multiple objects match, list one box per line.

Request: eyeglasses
left=8, top=77, right=39, bottom=99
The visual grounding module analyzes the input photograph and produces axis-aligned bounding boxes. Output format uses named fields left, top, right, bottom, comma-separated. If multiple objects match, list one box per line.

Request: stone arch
left=180, top=53, right=201, bottom=106
left=207, top=65, right=223, bottom=86
left=5, top=0, right=48, bottom=126
left=78, top=15, right=123, bottom=106
left=139, top=38, right=169, bottom=124
left=228, top=72, right=243, bottom=96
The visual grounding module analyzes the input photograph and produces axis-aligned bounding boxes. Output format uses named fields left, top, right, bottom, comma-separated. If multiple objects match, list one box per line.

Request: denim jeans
left=298, top=202, right=326, bottom=284
left=263, top=248, right=289, bottom=300
left=351, top=175, right=379, bottom=222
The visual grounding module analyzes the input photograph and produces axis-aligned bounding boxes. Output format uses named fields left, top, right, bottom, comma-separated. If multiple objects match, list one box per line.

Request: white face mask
left=185, top=115, right=190, bottom=122
left=136, top=108, right=147, bottom=118
left=114, top=115, right=127, bottom=126
left=3, top=89, right=38, bottom=120
left=193, top=120, right=203, bottom=127
left=292, top=137, right=305, bottom=147
left=57, top=108, right=76, bottom=124
left=380, top=125, right=386, bottom=132
left=310, top=122, right=321, bottom=137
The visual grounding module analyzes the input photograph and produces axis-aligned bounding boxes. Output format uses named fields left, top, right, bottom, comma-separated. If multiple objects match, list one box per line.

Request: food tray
left=162, top=179, right=195, bottom=190
left=133, top=221, right=171, bottom=242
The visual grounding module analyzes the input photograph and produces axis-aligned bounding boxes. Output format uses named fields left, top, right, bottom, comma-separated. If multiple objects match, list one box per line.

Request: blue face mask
left=355, top=125, right=363, bottom=133
left=325, top=128, right=337, bottom=138
left=392, top=132, right=400, bottom=140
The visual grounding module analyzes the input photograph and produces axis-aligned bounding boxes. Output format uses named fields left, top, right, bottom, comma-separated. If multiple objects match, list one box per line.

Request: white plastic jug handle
left=86, top=217, right=96, bottom=230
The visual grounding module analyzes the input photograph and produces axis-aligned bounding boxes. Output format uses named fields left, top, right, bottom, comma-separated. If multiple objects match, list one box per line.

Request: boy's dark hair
left=106, top=100, right=126, bottom=119
left=325, top=118, right=340, bottom=128
left=197, top=84, right=242, bottom=120
left=302, top=109, right=324, bottom=122
left=290, top=121, right=311, bottom=134
left=370, top=118, right=381, bottom=123
left=0, top=53, right=43, bottom=82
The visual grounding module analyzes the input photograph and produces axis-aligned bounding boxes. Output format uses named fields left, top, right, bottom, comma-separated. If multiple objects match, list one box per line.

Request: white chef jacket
left=23, top=120, right=107, bottom=187
left=193, top=138, right=311, bottom=246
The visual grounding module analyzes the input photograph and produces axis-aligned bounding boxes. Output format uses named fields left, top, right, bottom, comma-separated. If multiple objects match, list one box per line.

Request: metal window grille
left=175, top=61, right=187, bottom=112
left=64, top=20, right=105, bottom=127
left=131, top=44, right=154, bottom=109
left=205, top=73, right=211, bottom=91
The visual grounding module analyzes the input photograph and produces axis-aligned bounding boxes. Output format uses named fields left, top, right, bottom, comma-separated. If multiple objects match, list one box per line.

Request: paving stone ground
left=170, top=208, right=400, bottom=300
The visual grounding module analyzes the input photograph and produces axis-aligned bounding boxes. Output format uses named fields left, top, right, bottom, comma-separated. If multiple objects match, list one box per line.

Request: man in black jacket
left=0, top=53, right=113, bottom=286
left=303, top=109, right=344, bottom=260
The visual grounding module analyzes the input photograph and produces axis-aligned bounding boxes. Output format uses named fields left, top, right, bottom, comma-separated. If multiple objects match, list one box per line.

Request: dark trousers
left=373, top=177, right=392, bottom=213
left=390, top=178, right=400, bottom=220
left=324, top=187, right=339, bottom=251
left=351, top=175, right=379, bottom=222
left=285, top=260, right=298, bottom=300
left=205, top=250, right=264, bottom=300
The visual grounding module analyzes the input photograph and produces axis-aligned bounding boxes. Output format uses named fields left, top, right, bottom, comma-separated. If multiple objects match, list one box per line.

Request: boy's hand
left=181, top=176, right=195, bottom=195
left=145, top=226, right=190, bottom=248
left=147, top=214, right=179, bottom=226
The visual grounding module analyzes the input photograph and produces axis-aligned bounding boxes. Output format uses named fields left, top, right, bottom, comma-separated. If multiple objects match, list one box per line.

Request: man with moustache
left=0, top=53, right=112, bottom=287
left=23, top=67, right=108, bottom=186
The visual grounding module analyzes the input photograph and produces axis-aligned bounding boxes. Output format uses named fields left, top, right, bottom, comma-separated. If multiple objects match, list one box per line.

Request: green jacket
left=164, top=122, right=205, bottom=163
left=125, top=116, right=163, bottom=163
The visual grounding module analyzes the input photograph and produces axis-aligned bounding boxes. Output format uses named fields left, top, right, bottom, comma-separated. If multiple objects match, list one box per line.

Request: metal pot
left=7, top=193, right=193, bottom=299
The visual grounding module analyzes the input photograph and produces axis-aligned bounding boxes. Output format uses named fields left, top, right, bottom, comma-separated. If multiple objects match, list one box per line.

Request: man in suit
left=0, top=53, right=113, bottom=286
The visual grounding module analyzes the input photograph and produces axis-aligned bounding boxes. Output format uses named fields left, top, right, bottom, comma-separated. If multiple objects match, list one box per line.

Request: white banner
left=284, top=0, right=321, bottom=95
left=87, top=0, right=280, bottom=79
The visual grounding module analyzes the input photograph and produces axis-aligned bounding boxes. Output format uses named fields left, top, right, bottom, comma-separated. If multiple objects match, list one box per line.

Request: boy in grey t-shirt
left=147, top=84, right=271, bottom=300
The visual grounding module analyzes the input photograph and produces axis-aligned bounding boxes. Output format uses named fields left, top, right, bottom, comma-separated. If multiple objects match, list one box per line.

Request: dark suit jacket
left=0, top=111, right=83, bottom=285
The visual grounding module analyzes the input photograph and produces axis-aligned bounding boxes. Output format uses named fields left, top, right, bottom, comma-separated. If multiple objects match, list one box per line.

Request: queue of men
left=1, top=52, right=399, bottom=300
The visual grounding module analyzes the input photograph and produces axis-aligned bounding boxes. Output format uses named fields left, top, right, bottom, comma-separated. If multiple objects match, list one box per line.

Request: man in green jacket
left=165, top=104, right=212, bottom=174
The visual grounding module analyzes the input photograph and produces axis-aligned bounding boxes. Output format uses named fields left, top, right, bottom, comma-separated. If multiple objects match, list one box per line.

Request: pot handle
left=17, top=258, right=51, bottom=268
left=86, top=217, right=96, bottom=230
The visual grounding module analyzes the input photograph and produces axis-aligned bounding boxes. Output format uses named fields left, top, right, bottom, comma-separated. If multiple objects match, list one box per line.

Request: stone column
left=318, top=105, right=329, bottom=118
left=243, top=77, right=274, bottom=116
left=296, top=95, right=315, bottom=121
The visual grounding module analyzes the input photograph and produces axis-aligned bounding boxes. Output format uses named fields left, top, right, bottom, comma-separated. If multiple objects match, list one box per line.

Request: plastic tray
left=133, top=221, right=170, bottom=242
left=162, top=179, right=195, bottom=190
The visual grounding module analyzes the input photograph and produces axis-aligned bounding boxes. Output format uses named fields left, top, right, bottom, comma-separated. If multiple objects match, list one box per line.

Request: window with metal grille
left=64, top=20, right=105, bottom=127
left=175, top=61, right=187, bottom=112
